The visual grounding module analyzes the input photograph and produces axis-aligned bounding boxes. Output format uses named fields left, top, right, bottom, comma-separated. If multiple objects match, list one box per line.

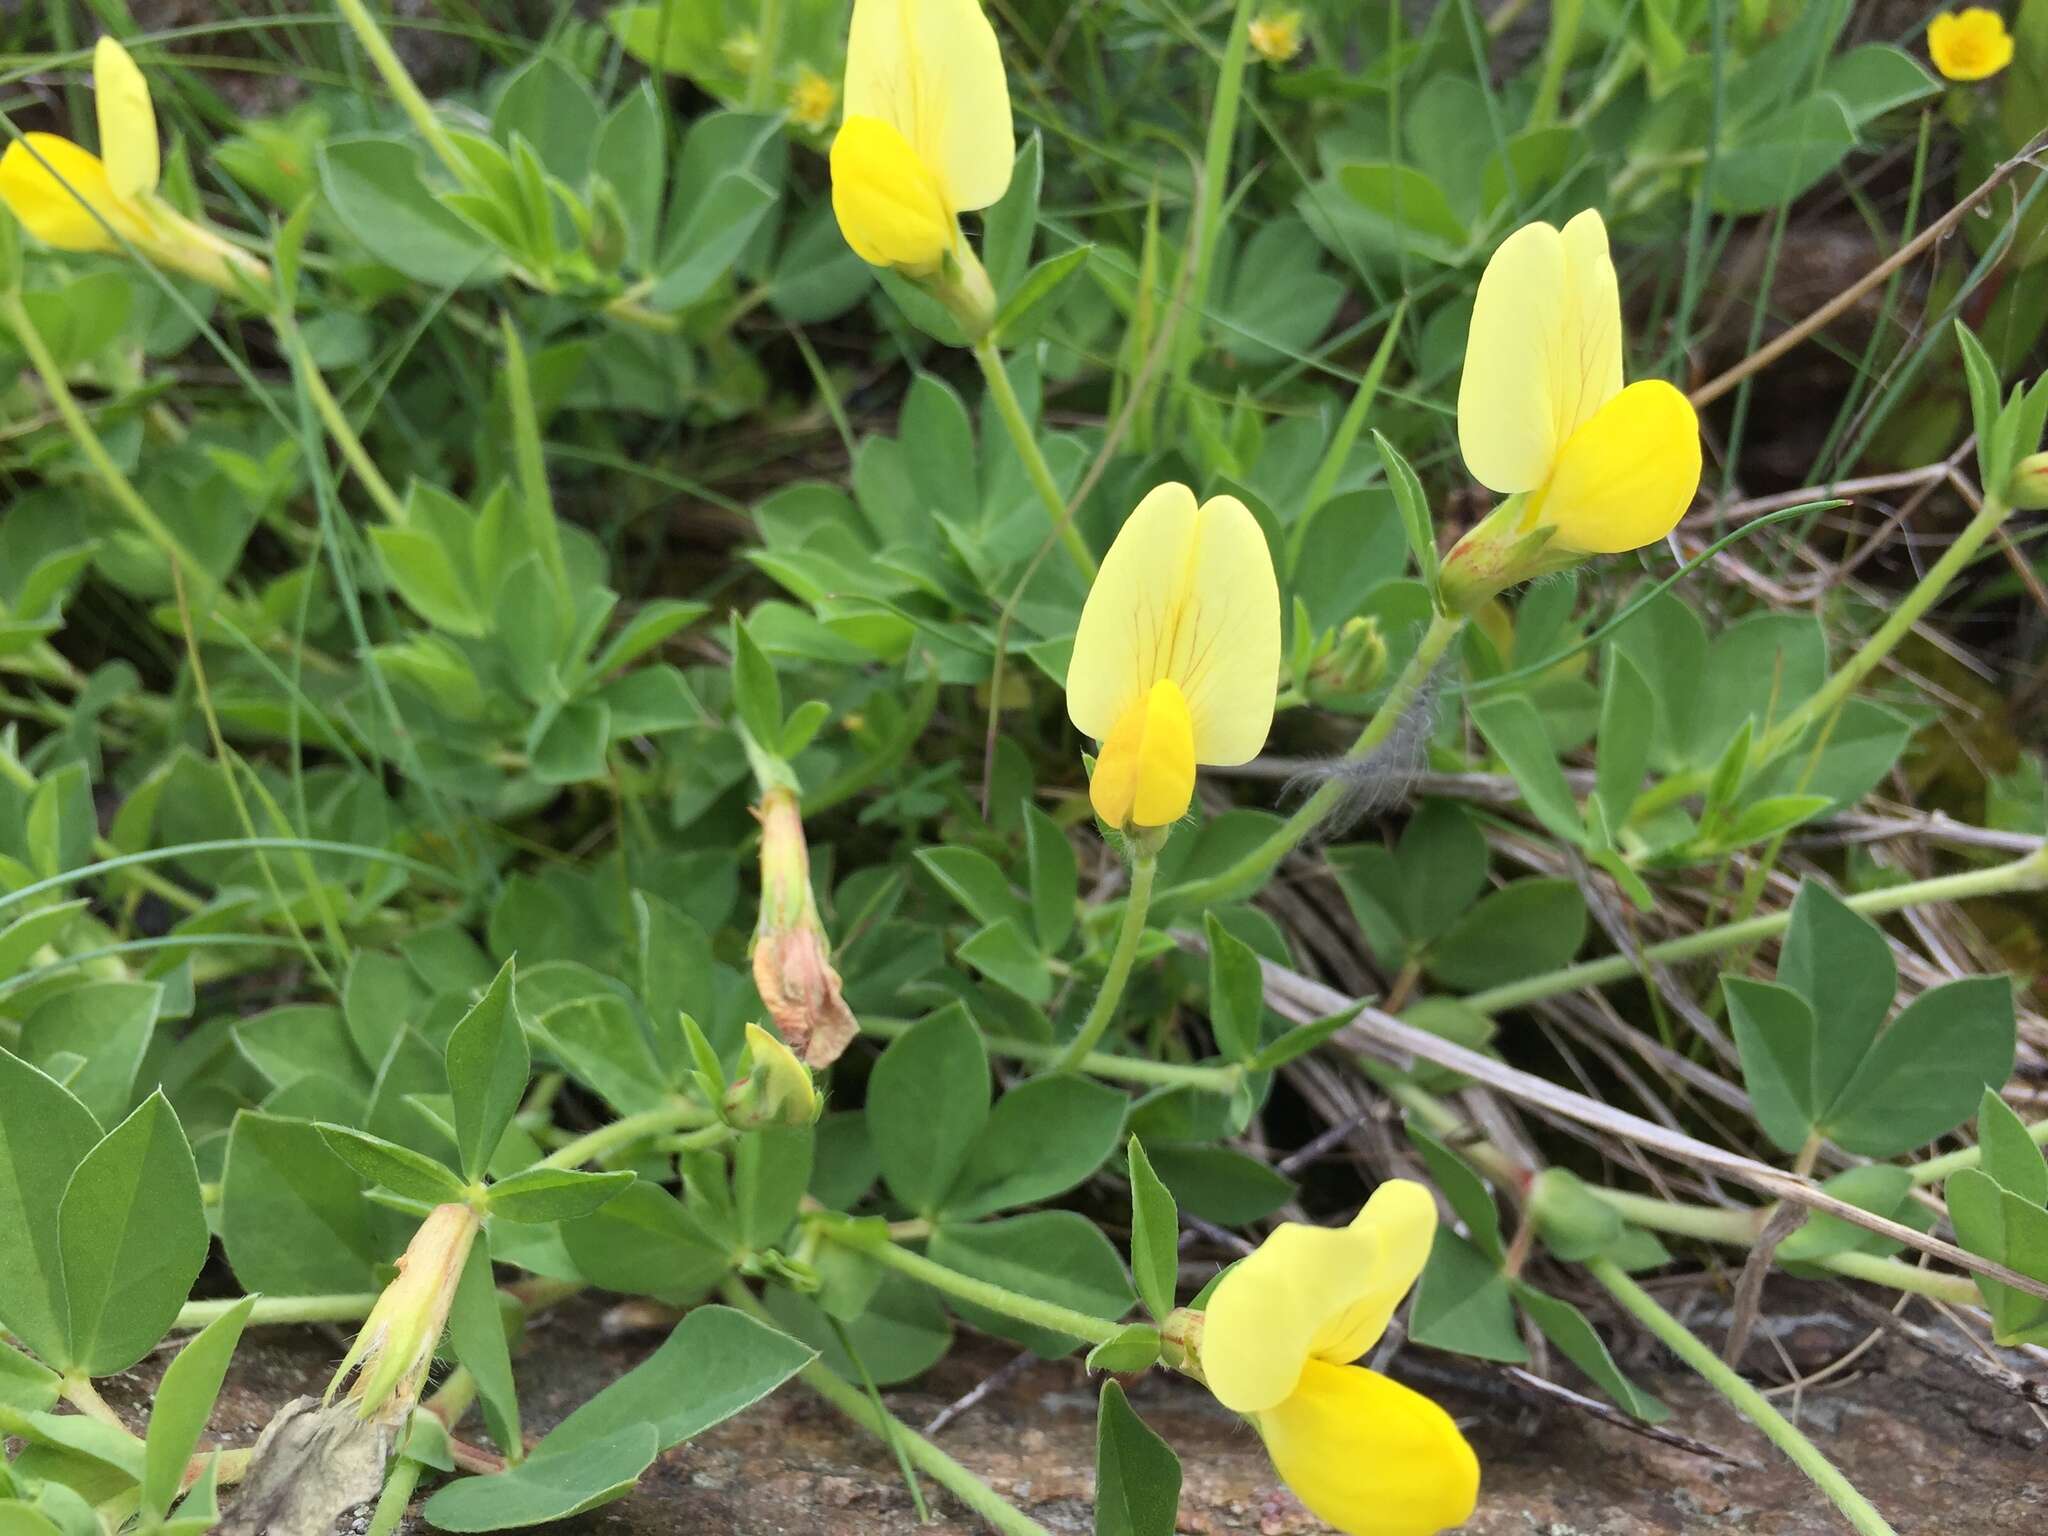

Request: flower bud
left=751, top=785, right=860, bottom=1068
left=723, top=1021, right=821, bottom=1129
left=1308, top=616, right=1388, bottom=698
left=587, top=178, right=630, bottom=274
left=1248, top=9, right=1305, bottom=64
left=2008, top=451, right=2048, bottom=510
left=787, top=66, right=838, bottom=133
left=1159, top=1306, right=1205, bottom=1377
left=328, top=1203, right=483, bottom=1425
left=1526, top=1167, right=1625, bottom=1263
left=1436, top=494, right=1573, bottom=615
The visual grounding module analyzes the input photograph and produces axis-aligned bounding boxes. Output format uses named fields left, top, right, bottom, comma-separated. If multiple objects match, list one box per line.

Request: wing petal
left=94, top=37, right=159, bottom=202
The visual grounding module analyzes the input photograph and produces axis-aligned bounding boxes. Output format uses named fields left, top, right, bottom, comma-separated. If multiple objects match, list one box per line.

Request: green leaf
left=1409, top=1229, right=1526, bottom=1362
left=1146, top=1144, right=1293, bottom=1226
left=448, top=1238, right=521, bottom=1463
left=866, top=1006, right=989, bottom=1217
left=0, top=1337, right=59, bottom=1411
left=0, top=1048, right=102, bottom=1365
left=539, top=1305, right=813, bottom=1456
left=531, top=995, right=668, bottom=1117
left=142, top=1297, right=253, bottom=1518
left=1023, top=804, right=1078, bottom=953
left=1338, top=164, right=1470, bottom=263
left=220, top=1111, right=381, bottom=1295
left=1246, top=1005, right=1362, bottom=1072
left=1821, top=44, right=1938, bottom=124
left=1515, top=1283, right=1668, bottom=1421
left=734, top=1126, right=814, bottom=1250
left=1203, top=913, right=1264, bottom=1062
left=1085, top=1323, right=1162, bottom=1373
left=1777, top=1166, right=1921, bottom=1265
left=58, top=1092, right=209, bottom=1375
left=371, top=526, right=485, bottom=636
left=486, top=1167, right=634, bottom=1224
left=1977, top=1089, right=2048, bottom=1204
left=1471, top=696, right=1585, bottom=845
left=1723, top=976, right=1819, bottom=1156
left=956, top=918, right=1054, bottom=1004
left=19, top=981, right=162, bottom=1128
left=319, top=135, right=505, bottom=287
left=1372, top=431, right=1439, bottom=590
left=558, top=1178, right=730, bottom=1306
left=317, top=1124, right=469, bottom=1204
left=0, top=900, right=87, bottom=981
left=995, top=245, right=1093, bottom=345
left=927, top=1211, right=1133, bottom=1356
left=729, top=615, right=783, bottom=748
left=1777, top=882, right=1895, bottom=1109
left=1427, top=879, right=1586, bottom=992
left=1710, top=94, right=1859, bottom=216
left=445, top=959, right=528, bottom=1184
left=421, top=1425, right=659, bottom=1530
left=1396, top=801, right=1490, bottom=945
left=1957, top=322, right=2005, bottom=489
left=648, top=173, right=777, bottom=311
left=762, top=1271, right=950, bottom=1386
left=1949, top=1168, right=2048, bottom=1346
left=981, top=135, right=1042, bottom=298
left=943, top=1075, right=1128, bottom=1222
left=1093, top=1380, right=1182, bottom=1536
left=1822, top=977, right=2016, bottom=1158
left=913, top=846, right=1030, bottom=930
left=1125, top=1138, right=1179, bottom=1322
left=1595, top=652, right=1655, bottom=830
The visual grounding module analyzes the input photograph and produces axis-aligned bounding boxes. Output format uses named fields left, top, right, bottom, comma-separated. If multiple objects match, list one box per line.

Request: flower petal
left=1457, top=209, right=1621, bottom=494
left=1065, top=484, right=1279, bottom=768
left=94, top=36, right=159, bottom=202
left=829, top=114, right=953, bottom=269
left=844, top=0, right=1013, bottom=214
left=1310, top=1179, right=1439, bottom=1365
left=1258, top=1360, right=1480, bottom=1536
left=0, top=135, right=140, bottom=252
left=1090, top=678, right=1196, bottom=830
left=1532, top=378, right=1701, bottom=554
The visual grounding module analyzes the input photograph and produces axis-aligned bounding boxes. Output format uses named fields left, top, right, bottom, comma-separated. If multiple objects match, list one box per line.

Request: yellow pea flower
left=830, top=0, right=1012, bottom=331
left=1199, top=1182, right=1479, bottom=1536
left=1928, top=8, right=2014, bottom=81
left=1066, top=483, right=1281, bottom=835
left=0, top=37, right=266, bottom=294
left=1440, top=208, right=1700, bottom=611
left=1248, top=10, right=1306, bottom=65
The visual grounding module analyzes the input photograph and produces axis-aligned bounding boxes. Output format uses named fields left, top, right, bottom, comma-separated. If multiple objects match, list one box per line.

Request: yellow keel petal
left=1090, top=678, right=1195, bottom=830
left=0, top=135, right=145, bottom=252
left=1530, top=378, right=1701, bottom=554
left=829, top=113, right=954, bottom=270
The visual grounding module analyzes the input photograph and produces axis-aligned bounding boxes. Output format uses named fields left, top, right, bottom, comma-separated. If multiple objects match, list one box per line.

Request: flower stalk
left=1052, top=844, right=1160, bottom=1072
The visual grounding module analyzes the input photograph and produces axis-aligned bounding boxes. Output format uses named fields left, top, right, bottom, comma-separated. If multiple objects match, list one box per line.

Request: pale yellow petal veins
left=93, top=36, right=160, bottom=202
left=844, top=0, right=1013, bottom=215
left=1066, top=481, right=1201, bottom=742
left=0, top=135, right=145, bottom=252
left=1457, top=218, right=1567, bottom=494
left=1530, top=378, right=1701, bottom=554
left=1309, top=1179, right=1438, bottom=1366
left=1553, top=208, right=1622, bottom=442
left=1257, top=1361, right=1480, bottom=1536
left=1090, top=678, right=1195, bottom=830
left=1175, top=494, right=1281, bottom=766
left=829, top=114, right=953, bottom=270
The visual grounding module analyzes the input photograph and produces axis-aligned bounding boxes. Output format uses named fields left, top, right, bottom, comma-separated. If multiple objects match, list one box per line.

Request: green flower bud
left=2008, top=451, right=2048, bottom=511
left=722, top=1021, right=821, bottom=1129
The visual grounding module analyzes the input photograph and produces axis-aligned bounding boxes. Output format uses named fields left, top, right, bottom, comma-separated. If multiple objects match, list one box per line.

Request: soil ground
left=92, top=1282, right=2047, bottom=1535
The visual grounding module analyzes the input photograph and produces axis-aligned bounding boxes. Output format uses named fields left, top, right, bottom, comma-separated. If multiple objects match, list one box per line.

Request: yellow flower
left=788, top=65, right=839, bottom=132
left=1443, top=208, right=1699, bottom=610
left=1201, top=1182, right=1479, bottom=1536
left=1066, top=483, right=1281, bottom=834
left=1928, top=8, right=2014, bottom=81
left=0, top=37, right=266, bottom=293
left=831, top=0, right=1012, bottom=296
left=1249, top=10, right=1305, bottom=64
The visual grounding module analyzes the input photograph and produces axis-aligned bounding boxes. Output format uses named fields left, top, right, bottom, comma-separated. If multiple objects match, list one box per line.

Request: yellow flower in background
left=0, top=37, right=266, bottom=293
left=1201, top=1182, right=1479, bottom=1536
left=788, top=66, right=839, bottom=132
left=1067, top=483, right=1280, bottom=834
left=1928, top=8, right=2014, bottom=81
left=831, top=0, right=1013, bottom=276
left=1249, top=10, right=1306, bottom=64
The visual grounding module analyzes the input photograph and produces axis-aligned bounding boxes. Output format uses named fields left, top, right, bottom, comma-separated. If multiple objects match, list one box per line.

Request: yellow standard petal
left=1203, top=1180, right=1438, bottom=1413
left=1066, top=483, right=1280, bottom=770
left=0, top=134, right=149, bottom=253
left=844, top=0, right=1014, bottom=214
left=93, top=36, right=160, bottom=202
left=1257, top=1360, right=1480, bottom=1536
left=1529, top=378, right=1701, bottom=555
left=830, top=114, right=954, bottom=270
left=1928, top=8, right=2014, bottom=82
left=1090, top=677, right=1196, bottom=830
left=1457, top=208, right=1621, bottom=495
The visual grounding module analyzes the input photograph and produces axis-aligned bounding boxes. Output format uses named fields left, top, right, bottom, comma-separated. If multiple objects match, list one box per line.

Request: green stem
left=1633, top=495, right=2011, bottom=823
left=824, top=1227, right=1123, bottom=1348
left=175, top=1293, right=380, bottom=1331
left=332, top=0, right=470, bottom=185
left=1160, top=609, right=1466, bottom=910
left=972, top=336, right=1096, bottom=579
left=722, top=1282, right=1050, bottom=1536
left=1588, top=1258, right=1899, bottom=1536
left=1526, top=0, right=1582, bottom=127
left=1463, top=843, right=2048, bottom=1016
left=3, top=291, right=217, bottom=602
left=61, top=1373, right=135, bottom=1435
left=1167, top=0, right=1258, bottom=415
left=1909, top=1116, right=2048, bottom=1185
left=862, top=1015, right=1243, bottom=1092
left=747, top=0, right=786, bottom=110
left=1053, top=847, right=1159, bottom=1072
left=286, top=318, right=409, bottom=525
left=366, top=1453, right=423, bottom=1536
left=538, top=1097, right=715, bottom=1170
